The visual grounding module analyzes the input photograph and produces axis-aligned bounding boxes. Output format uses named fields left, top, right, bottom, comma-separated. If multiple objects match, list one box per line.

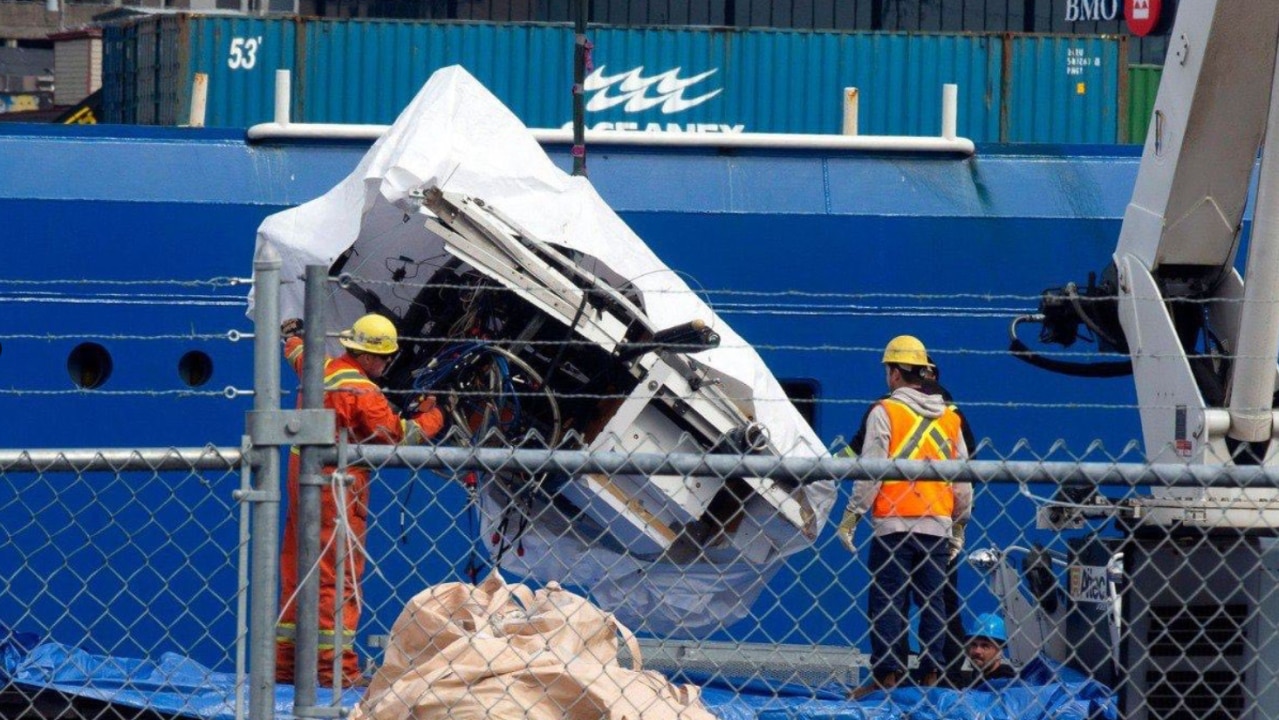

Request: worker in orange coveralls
left=275, top=313, right=445, bottom=687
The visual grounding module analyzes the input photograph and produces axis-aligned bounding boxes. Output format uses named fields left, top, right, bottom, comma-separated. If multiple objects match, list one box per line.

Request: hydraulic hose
left=1064, top=282, right=1124, bottom=350
left=1008, top=315, right=1133, bottom=378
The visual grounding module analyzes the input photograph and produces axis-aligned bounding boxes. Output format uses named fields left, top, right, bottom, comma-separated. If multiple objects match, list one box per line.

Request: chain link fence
left=0, top=448, right=251, bottom=718
left=4, top=258, right=1279, bottom=720
left=6, top=444, right=1279, bottom=719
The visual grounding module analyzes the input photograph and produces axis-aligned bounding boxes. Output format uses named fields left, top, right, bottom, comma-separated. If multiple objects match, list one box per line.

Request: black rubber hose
left=1008, top=315, right=1133, bottom=378
left=1009, top=338, right=1133, bottom=377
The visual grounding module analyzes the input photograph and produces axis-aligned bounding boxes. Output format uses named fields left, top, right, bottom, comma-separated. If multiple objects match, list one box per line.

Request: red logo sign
left=1126, top=0, right=1161, bottom=37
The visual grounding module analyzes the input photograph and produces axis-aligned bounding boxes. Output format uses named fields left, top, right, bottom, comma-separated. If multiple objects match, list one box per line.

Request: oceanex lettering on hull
left=558, top=121, right=747, bottom=133
left=565, top=64, right=745, bottom=133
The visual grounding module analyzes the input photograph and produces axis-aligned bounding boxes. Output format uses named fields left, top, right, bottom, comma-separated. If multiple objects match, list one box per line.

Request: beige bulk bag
left=352, top=573, right=717, bottom=720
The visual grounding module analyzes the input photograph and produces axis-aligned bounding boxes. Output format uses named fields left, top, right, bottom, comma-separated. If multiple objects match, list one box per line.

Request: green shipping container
left=1127, top=64, right=1162, bottom=145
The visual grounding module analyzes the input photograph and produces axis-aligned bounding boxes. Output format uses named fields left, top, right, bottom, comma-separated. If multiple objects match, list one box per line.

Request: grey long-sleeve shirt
left=850, top=385, right=973, bottom=538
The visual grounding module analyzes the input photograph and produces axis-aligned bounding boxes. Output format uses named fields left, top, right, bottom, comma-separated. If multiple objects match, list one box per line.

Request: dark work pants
left=942, top=555, right=968, bottom=681
left=896, top=556, right=967, bottom=684
left=867, top=532, right=949, bottom=676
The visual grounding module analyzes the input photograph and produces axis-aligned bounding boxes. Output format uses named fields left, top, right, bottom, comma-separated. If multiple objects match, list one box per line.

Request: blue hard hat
left=968, top=613, right=1007, bottom=643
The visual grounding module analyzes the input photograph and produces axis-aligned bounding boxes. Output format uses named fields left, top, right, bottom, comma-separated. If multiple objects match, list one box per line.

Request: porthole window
left=178, top=350, right=214, bottom=387
left=68, top=342, right=113, bottom=389
left=780, top=378, right=820, bottom=430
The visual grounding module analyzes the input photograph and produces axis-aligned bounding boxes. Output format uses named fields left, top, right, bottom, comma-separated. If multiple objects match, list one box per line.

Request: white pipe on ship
left=942, top=83, right=958, bottom=140
left=188, top=73, right=208, bottom=128
left=252, top=72, right=974, bottom=154
left=246, top=122, right=976, bottom=154
left=842, top=87, right=859, bottom=137
left=274, top=68, right=291, bottom=126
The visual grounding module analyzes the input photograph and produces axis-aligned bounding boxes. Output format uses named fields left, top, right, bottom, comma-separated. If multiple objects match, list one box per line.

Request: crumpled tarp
left=3, top=633, right=1115, bottom=720
left=1, top=634, right=363, bottom=720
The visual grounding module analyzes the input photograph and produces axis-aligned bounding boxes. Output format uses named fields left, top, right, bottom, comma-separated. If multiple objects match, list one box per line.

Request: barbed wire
left=7, top=274, right=1273, bottom=309
left=2, top=328, right=1272, bottom=363
left=0, top=296, right=247, bottom=307
left=0, top=277, right=250, bottom=287
left=0, top=388, right=247, bottom=398
left=0, top=382, right=1155, bottom=412
left=0, top=331, right=244, bottom=341
left=327, top=274, right=1276, bottom=305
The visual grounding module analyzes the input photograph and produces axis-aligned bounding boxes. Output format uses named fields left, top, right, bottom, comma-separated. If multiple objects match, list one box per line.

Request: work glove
left=949, top=522, right=966, bottom=563
left=837, top=506, right=861, bottom=554
left=280, top=318, right=304, bottom=339
left=403, top=396, right=444, bottom=443
left=400, top=393, right=436, bottom=419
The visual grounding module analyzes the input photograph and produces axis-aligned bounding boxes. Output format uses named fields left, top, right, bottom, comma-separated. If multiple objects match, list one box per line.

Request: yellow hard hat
left=882, top=335, right=931, bottom=367
left=339, top=314, right=399, bottom=355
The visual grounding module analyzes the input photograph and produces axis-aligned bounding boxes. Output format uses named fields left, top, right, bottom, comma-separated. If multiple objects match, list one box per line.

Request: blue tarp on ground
left=2, top=633, right=1116, bottom=720
left=1, top=634, right=363, bottom=720
left=684, top=658, right=1116, bottom=720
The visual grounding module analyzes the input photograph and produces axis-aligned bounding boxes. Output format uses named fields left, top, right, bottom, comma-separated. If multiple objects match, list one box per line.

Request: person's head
left=921, top=355, right=939, bottom=383
left=966, top=613, right=1007, bottom=675
left=339, top=313, right=399, bottom=379
left=881, top=335, right=933, bottom=390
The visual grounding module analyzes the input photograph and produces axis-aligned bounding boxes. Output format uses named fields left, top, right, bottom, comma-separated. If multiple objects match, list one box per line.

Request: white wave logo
left=584, top=65, right=723, bottom=114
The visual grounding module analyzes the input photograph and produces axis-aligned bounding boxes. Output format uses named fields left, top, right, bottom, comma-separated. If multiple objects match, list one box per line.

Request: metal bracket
left=298, top=472, right=329, bottom=488
left=292, top=705, right=349, bottom=719
left=246, top=409, right=336, bottom=446
left=233, top=488, right=280, bottom=503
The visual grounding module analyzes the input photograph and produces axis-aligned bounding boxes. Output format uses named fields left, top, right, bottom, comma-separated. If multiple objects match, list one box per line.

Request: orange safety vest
left=872, top=398, right=962, bottom=519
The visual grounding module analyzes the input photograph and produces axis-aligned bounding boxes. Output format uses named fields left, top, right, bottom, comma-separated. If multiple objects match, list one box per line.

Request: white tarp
left=251, top=65, right=834, bottom=634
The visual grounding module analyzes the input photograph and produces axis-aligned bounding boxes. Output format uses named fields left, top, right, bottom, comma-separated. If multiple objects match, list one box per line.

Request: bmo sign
left=1065, top=0, right=1162, bottom=36
left=1065, top=0, right=1119, bottom=21
left=1126, top=0, right=1161, bottom=36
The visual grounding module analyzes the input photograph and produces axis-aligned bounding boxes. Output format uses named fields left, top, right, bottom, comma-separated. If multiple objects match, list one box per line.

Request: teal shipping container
left=105, top=16, right=296, bottom=126
left=103, top=16, right=1125, bottom=143
left=1004, top=33, right=1126, bottom=143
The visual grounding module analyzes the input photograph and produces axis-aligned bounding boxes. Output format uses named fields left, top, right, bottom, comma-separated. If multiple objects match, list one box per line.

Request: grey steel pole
left=0, top=447, right=240, bottom=472
left=336, top=444, right=1279, bottom=489
left=294, top=265, right=327, bottom=714
left=249, top=245, right=283, bottom=720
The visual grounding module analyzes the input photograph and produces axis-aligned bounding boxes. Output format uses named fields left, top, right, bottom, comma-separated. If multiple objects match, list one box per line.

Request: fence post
left=294, top=265, right=327, bottom=714
left=249, top=244, right=283, bottom=720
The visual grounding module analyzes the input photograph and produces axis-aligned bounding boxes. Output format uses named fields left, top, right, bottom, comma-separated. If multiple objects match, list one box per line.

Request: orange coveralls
left=275, top=336, right=444, bottom=686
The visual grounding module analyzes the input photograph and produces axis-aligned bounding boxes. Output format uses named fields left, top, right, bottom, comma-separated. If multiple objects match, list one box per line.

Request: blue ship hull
left=1, top=123, right=1147, bottom=667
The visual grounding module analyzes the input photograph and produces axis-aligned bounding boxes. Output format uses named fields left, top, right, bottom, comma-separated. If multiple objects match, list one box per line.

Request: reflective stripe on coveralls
left=871, top=398, right=962, bottom=518
left=276, top=622, right=357, bottom=648
left=276, top=337, right=445, bottom=686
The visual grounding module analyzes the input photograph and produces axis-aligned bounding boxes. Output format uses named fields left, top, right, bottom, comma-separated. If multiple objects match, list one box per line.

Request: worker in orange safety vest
left=838, top=335, right=972, bottom=698
left=275, top=313, right=445, bottom=687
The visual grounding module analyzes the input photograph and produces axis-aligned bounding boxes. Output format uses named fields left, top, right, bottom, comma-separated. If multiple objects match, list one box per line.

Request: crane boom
left=1018, top=0, right=1279, bottom=525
